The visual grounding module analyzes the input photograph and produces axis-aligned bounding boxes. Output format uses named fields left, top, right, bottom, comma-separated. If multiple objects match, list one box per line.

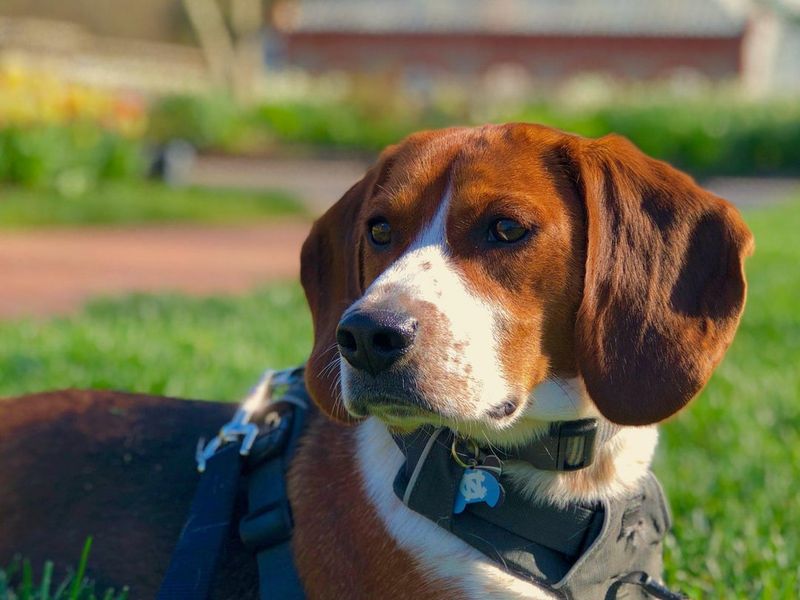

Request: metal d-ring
left=451, top=437, right=480, bottom=469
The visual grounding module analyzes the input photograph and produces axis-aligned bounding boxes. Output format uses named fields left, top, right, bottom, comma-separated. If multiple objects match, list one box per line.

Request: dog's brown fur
left=0, top=390, right=257, bottom=599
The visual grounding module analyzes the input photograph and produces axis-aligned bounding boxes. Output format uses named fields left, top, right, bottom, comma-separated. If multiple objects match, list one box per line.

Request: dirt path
left=0, top=221, right=310, bottom=319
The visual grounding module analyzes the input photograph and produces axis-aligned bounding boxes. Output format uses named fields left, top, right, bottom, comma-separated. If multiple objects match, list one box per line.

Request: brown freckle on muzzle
left=360, top=291, right=473, bottom=414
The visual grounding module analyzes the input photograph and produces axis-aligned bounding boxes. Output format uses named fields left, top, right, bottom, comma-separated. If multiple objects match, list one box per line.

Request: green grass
left=0, top=181, right=304, bottom=228
left=655, top=200, right=800, bottom=598
left=0, top=285, right=311, bottom=401
left=1, top=201, right=798, bottom=597
left=1, top=538, right=128, bottom=600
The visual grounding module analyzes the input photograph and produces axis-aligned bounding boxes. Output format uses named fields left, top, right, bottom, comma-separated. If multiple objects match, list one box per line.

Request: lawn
left=0, top=181, right=303, bottom=228
left=1, top=200, right=798, bottom=597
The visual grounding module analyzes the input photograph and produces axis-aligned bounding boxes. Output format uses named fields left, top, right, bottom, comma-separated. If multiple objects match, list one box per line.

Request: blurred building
left=274, top=0, right=747, bottom=82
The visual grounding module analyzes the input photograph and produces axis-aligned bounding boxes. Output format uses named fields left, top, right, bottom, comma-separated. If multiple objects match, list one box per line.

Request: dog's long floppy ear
left=569, top=134, right=753, bottom=425
left=300, top=150, right=396, bottom=422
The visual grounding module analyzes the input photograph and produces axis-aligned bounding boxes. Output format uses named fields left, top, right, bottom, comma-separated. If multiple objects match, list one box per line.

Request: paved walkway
left=704, top=177, right=800, bottom=209
left=0, top=222, right=310, bottom=319
left=189, top=155, right=370, bottom=216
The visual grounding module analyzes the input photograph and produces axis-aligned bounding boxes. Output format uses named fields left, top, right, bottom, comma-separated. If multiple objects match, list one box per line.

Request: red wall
left=284, top=32, right=743, bottom=80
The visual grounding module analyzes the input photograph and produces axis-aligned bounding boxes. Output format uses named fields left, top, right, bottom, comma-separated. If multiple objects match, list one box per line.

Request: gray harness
left=393, top=424, right=683, bottom=599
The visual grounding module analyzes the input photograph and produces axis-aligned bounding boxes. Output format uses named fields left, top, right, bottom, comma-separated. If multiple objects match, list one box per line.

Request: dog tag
left=453, top=465, right=505, bottom=514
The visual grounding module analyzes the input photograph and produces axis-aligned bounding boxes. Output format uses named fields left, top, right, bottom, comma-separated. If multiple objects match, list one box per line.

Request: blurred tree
left=181, top=0, right=265, bottom=103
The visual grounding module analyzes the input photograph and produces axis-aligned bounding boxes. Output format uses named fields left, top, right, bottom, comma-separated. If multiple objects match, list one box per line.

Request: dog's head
left=300, top=124, right=753, bottom=437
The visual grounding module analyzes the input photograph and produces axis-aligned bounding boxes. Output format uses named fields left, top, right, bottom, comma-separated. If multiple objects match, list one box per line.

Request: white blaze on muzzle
left=342, top=186, right=512, bottom=420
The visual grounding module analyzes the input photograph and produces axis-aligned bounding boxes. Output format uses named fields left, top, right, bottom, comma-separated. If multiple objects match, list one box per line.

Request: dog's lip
left=345, top=393, right=435, bottom=420
left=486, top=396, right=522, bottom=420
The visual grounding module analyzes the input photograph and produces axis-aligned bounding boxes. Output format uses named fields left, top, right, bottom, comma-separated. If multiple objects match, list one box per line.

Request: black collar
left=495, top=418, right=616, bottom=472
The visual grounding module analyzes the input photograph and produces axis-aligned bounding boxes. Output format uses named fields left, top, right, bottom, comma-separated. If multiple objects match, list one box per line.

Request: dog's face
left=301, top=124, right=753, bottom=438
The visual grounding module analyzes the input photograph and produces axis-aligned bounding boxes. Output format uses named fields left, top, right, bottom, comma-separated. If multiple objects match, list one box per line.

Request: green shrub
left=145, top=90, right=800, bottom=176
left=146, top=94, right=250, bottom=150
left=512, top=99, right=800, bottom=177
left=0, top=125, right=145, bottom=193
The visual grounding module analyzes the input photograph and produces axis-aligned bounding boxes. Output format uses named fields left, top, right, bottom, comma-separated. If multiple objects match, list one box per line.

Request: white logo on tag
left=459, top=469, right=487, bottom=501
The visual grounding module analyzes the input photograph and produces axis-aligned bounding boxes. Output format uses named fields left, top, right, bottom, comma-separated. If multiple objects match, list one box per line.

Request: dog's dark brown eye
left=488, top=219, right=527, bottom=243
left=369, top=219, right=392, bottom=245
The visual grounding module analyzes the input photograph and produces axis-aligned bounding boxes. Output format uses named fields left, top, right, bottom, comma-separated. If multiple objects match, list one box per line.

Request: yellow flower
left=0, top=62, right=148, bottom=136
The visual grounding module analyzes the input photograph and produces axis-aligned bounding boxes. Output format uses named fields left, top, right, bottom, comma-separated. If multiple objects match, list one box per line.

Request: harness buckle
left=195, top=368, right=302, bottom=472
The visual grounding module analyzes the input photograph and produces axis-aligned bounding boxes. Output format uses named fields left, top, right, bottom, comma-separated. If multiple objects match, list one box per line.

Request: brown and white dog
left=0, top=123, right=753, bottom=599
left=289, top=124, right=753, bottom=599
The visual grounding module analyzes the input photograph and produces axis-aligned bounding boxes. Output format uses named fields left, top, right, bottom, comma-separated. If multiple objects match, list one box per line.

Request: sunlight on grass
left=0, top=284, right=311, bottom=402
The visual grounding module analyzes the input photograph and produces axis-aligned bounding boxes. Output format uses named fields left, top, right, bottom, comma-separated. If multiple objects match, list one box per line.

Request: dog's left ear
left=300, top=148, right=397, bottom=422
left=568, top=134, right=754, bottom=425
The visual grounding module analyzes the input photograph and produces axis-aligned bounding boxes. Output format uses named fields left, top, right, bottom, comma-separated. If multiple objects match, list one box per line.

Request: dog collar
left=496, top=418, right=619, bottom=472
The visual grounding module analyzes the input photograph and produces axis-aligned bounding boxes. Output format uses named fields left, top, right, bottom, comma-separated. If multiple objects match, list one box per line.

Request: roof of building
left=282, top=0, right=746, bottom=37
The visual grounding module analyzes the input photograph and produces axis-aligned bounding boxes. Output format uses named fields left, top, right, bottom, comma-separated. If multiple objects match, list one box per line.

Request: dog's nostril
left=336, top=328, right=358, bottom=352
left=373, top=328, right=411, bottom=353
left=372, top=331, right=394, bottom=352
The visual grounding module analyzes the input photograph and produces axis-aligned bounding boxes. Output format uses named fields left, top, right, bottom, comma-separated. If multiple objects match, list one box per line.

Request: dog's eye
left=369, top=219, right=392, bottom=245
left=488, top=219, right=528, bottom=243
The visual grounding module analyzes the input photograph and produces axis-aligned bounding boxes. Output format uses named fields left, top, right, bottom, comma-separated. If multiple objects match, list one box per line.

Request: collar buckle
left=550, top=418, right=598, bottom=471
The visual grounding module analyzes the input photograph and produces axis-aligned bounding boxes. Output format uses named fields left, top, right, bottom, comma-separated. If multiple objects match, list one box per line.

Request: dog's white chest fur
left=355, top=417, right=559, bottom=600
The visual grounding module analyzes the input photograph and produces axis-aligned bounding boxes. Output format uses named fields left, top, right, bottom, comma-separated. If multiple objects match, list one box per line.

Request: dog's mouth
left=342, top=371, right=528, bottom=434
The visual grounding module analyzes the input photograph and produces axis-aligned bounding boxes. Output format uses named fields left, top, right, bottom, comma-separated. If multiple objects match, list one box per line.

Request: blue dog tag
left=453, top=467, right=504, bottom=514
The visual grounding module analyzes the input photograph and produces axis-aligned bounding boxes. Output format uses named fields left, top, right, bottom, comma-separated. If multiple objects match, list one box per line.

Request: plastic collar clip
left=551, top=418, right=598, bottom=471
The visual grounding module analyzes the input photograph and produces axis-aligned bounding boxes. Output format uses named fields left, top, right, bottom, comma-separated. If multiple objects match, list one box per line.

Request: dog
left=289, top=123, right=753, bottom=599
left=0, top=123, right=752, bottom=599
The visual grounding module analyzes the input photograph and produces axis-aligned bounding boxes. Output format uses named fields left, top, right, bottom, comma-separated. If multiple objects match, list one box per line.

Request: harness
left=158, top=368, right=311, bottom=600
left=158, top=367, right=688, bottom=599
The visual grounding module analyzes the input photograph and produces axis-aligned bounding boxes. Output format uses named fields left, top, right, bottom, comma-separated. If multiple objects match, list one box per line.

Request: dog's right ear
left=300, top=149, right=396, bottom=422
left=567, top=134, right=754, bottom=426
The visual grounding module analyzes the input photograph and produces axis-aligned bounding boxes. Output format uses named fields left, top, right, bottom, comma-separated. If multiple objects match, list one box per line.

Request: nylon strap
left=157, top=368, right=310, bottom=600
left=392, top=426, right=605, bottom=584
left=239, top=397, right=309, bottom=600
left=157, top=442, right=243, bottom=600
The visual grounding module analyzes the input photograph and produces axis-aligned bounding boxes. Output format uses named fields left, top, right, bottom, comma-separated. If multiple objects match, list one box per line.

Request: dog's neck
left=501, top=425, right=657, bottom=507
left=355, top=412, right=658, bottom=600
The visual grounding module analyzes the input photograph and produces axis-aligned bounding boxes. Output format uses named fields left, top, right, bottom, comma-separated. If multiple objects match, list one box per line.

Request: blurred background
left=1, top=0, right=798, bottom=597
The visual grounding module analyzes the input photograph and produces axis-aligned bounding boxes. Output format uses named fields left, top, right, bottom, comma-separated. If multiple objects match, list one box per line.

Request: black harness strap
left=393, top=424, right=684, bottom=599
left=239, top=398, right=309, bottom=600
left=157, top=443, right=243, bottom=600
left=158, top=369, right=310, bottom=600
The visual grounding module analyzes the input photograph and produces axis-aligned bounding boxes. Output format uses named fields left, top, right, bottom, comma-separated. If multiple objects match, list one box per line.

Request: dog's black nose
left=336, top=310, right=417, bottom=375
